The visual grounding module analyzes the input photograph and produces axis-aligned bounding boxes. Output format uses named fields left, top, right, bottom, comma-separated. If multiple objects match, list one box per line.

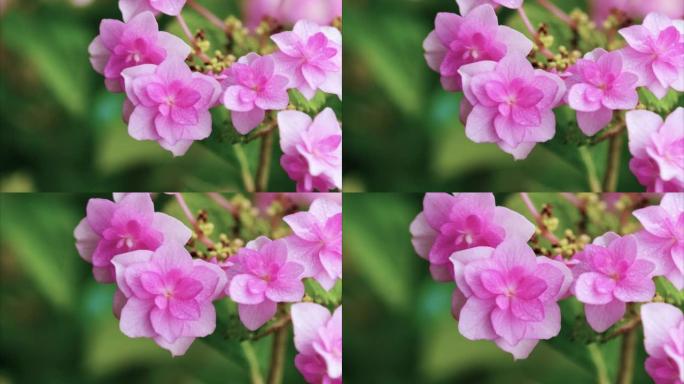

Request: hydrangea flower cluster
left=423, top=2, right=683, bottom=191
left=89, top=1, right=342, bottom=191
left=411, top=192, right=684, bottom=383
left=75, top=193, right=342, bottom=383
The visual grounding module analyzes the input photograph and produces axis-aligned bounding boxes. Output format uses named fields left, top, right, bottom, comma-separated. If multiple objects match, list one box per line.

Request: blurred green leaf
left=0, top=195, right=79, bottom=311
left=1, top=11, right=90, bottom=117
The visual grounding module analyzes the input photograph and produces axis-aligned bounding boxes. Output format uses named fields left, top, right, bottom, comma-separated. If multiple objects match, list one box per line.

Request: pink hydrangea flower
left=111, top=242, right=227, bottom=356
left=74, top=193, right=191, bottom=283
left=633, top=193, right=684, bottom=289
left=284, top=198, right=342, bottom=290
left=225, top=236, right=305, bottom=330
left=119, top=0, right=186, bottom=21
left=272, top=20, right=342, bottom=100
left=88, top=12, right=190, bottom=92
left=451, top=240, right=573, bottom=359
left=457, top=0, right=523, bottom=15
left=423, top=4, right=532, bottom=91
left=278, top=108, right=342, bottom=192
left=618, top=12, right=684, bottom=99
left=243, top=0, right=341, bottom=30
left=222, top=53, right=290, bottom=134
left=459, top=54, right=566, bottom=159
left=409, top=193, right=535, bottom=282
left=626, top=108, right=684, bottom=192
left=572, top=232, right=656, bottom=332
left=291, top=303, right=342, bottom=384
left=121, top=58, right=222, bottom=156
left=591, top=0, right=684, bottom=25
left=641, top=303, right=684, bottom=384
left=565, top=49, right=639, bottom=136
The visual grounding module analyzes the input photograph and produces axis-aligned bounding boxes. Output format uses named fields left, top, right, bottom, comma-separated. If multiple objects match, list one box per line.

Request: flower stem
left=588, top=343, right=610, bottom=384
left=578, top=146, right=602, bottom=192
left=173, top=193, right=216, bottom=248
left=256, top=131, right=274, bottom=192
left=241, top=341, right=265, bottom=384
left=603, top=134, right=623, bottom=192
left=266, top=325, right=288, bottom=384
left=517, top=7, right=555, bottom=60
left=206, top=192, right=239, bottom=216
left=537, top=0, right=574, bottom=27
left=187, top=0, right=226, bottom=32
left=234, top=144, right=256, bottom=192
left=519, top=193, right=560, bottom=245
left=176, top=14, right=212, bottom=63
left=616, top=325, right=637, bottom=384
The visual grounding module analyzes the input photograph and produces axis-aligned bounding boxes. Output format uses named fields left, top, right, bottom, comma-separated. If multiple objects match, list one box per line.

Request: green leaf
left=288, top=89, right=329, bottom=114
left=638, top=88, right=681, bottom=114
left=0, top=195, right=79, bottom=311
left=1, top=11, right=91, bottom=117
left=656, top=277, right=684, bottom=308
left=305, top=279, right=342, bottom=307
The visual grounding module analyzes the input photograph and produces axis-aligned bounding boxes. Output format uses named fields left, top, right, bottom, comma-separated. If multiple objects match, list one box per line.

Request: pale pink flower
left=278, top=108, right=342, bottom=192
left=459, top=54, right=566, bottom=159
left=626, top=108, right=684, bottom=192
left=88, top=11, right=190, bottom=92
left=291, top=303, right=342, bottom=384
left=618, top=12, right=684, bottom=98
left=633, top=193, right=684, bottom=289
left=423, top=4, right=532, bottom=91
left=284, top=198, right=342, bottom=290
left=641, top=302, right=684, bottom=384
left=119, top=0, right=186, bottom=21
left=111, top=242, right=226, bottom=356
left=225, top=237, right=305, bottom=330
left=74, top=193, right=191, bottom=283
left=452, top=240, right=573, bottom=359
left=272, top=20, right=341, bottom=100
left=591, top=0, right=684, bottom=25
left=409, top=193, right=535, bottom=282
left=222, top=53, right=289, bottom=134
left=566, top=49, right=639, bottom=136
left=457, top=0, right=523, bottom=14
left=573, top=232, right=656, bottom=332
left=122, top=58, right=222, bottom=156
left=243, top=0, right=341, bottom=30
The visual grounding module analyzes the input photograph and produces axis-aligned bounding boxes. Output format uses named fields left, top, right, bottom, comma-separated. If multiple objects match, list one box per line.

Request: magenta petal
left=491, top=307, right=526, bottom=345
left=577, top=107, right=613, bottom=136
left=575, top=272, right=615, bottom=304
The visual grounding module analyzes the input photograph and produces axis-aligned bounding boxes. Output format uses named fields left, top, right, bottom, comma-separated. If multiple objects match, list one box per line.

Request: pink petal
left=291, top=302, right=331, bottom=354
left=458, top=297, right=497, bottom=340
left=524, top=302, right=562, bottom=340
left=577, top=107, right=613, bottom=136
left=465, top=105, right=499, bottom=142
left=626, top=110, right=663, bottom=157
left=230, top=274, right=267, bottom=304
left=154, top=336, right=194, bottom=356
left=585, top=299, right=626, bottom=332
left=495, top=338, right=539, bottom=360
left=232, top=108, right=265, bottom=134
left=575, top=272, right=616, bottom=304
left=434, top=12, right=463, bottom=46
left=119, top=297, right=156, bottom=337
left=641, top=302, right=684, bottom=358
left=238, top=300, right=278, bottom=331
left=491, top=307, right=526, bottom=345
left=423, top=31, right=446, bottom=72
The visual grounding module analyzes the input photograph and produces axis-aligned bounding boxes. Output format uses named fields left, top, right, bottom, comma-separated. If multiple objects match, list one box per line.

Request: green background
left=0, top=0, right=299, bottom=192
left=0, top=193, right=310, bottom=383
left=342, top=0, right=653, bottom=192
left=343, top=192, right=656, bottom=384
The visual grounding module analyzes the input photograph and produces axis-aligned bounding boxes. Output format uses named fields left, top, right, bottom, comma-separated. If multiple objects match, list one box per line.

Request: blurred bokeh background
left=342, top=0, right=649, bottom=192
left=0, top=0, right=298, bottom=192
left=343, top=193, right=655, bottom=384
left=0, top=193, right=309, bottom=383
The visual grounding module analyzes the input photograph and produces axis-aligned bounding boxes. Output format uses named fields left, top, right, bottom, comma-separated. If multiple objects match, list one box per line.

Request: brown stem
left=266, top=325, right=288, bottom=384
left=252, top=315, right=291, bottom=341
left=519, top=193, right=560, bottom=245
left=518, top=8, right=555, bottom=60
left=255, top=130, right=274, bottom=192
left=592, top=121, right=625, bottom=145
left=601, top=316, right=641, bottom=342
left=537, top=0, right=575, bottom=27
left=187, top=0, right=226, bottom=32
left=176, top=14, right=211, bottom=64
left=616, top=325, right=637, bottom=384
left=603, top=134, right=623, bottom=192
